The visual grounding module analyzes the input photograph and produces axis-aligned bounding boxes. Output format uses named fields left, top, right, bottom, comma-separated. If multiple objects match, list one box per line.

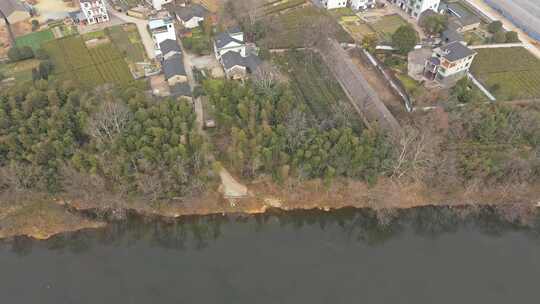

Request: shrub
left=392, top=25, right=418, bottom=54
left=505, top=31, right=520, bottom=43
left=493, top=30, right=506, bottom=43
left=488, top=21, right=503, bottom=34
left=8, top=46, right=34, bottom=62
left=31, top=20, right=40, bottom=32
left=35, top=48, right=49, bottom=60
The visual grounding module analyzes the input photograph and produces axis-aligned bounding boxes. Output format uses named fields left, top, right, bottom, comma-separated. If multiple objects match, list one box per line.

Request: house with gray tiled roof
left=424, top=41, right=476, bottom=83
left=214, top=27, right=262, bottom=79
left=170, top=4, right=208, bottom=29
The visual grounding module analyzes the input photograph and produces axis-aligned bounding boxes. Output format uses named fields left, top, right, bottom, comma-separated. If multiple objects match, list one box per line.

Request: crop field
left=370, top=14, right=408, bottom=41
left=106, top=24, right=146, bottom=62
left=471, top=47, right=540, bottom=100
left=15, top=29, right=54, bottom=50
left=275, top=51, right=362, bottom=131
left=42, top=36, right=133, bottom=87
left=340, top=18, right=376, bottom=41
left=263, top=6, right=353, bottom=49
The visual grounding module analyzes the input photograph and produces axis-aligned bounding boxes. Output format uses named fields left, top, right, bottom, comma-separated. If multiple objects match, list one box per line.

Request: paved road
left=106, top=3, right=156, bottom=59
left=464, top=0, right=540, bottom=59
left=178, top=40, right=204, bottom=131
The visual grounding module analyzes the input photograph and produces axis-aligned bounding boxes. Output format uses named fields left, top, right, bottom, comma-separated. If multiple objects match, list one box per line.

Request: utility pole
left=0, top=8, right=16, bottom=47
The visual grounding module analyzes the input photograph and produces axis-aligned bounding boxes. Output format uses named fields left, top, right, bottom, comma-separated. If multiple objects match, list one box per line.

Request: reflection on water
left=3, top=206, right=539, bottom=255
left=2, top=206, right=540, bottom=304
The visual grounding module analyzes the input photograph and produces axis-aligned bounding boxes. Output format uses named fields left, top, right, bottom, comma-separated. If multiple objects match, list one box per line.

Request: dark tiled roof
left=163, top=53, right=186, bottom=79
left=171, top=82, right=192, bottom=97
left=447, top=3, right=480, bottom=26
left=221, top=51, right=261, bottom=72
left=214, top=32, right=243, bottom=49
left=0, top=0, right=26, bottom=16
left=429, top=57, right=440, bottom=65
left=440, top=41, right=476, bottom=62
left=159, top=39, right=181, bottom=56
left=172, top=4, right=208, bottom=21
left=442, top=28, right=464, bottom=43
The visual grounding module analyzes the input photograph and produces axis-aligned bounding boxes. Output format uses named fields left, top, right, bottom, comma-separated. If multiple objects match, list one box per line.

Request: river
left=1, top=207, right=540, bottom=303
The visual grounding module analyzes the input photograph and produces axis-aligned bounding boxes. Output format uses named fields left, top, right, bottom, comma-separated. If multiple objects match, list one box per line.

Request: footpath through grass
left=471, top=47, right=540, bottom=101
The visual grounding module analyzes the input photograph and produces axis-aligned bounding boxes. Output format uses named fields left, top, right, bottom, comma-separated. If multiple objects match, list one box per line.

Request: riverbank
left=1, top=177, right=539, bottom=240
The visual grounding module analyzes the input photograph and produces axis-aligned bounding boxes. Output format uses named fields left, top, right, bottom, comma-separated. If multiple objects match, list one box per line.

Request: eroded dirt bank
left=1, top=178, right=539, bottom=240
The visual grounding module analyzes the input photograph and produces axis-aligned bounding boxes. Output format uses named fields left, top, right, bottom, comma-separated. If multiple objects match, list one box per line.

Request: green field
left=263, top=6, right=353, bottom=49
left=471, top=47, right=540, bottom=101
left=370, top=14, right=408, bottom=41
left=263, top=0, right=306, bottom=15
left=42, top=36, right=133, bottom=87
left=15, top=30, right=55, bottom=50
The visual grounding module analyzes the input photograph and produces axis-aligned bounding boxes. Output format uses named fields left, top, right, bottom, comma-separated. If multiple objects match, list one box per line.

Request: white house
left=214, top=27, right=246, bottom=60
left=424, top=41, right=476, bottom=83
left=390, top=0, right=440, bottom=19
left=320, top=0, right=348, bottom=10
left=350, top=0, right=376, bottom=10
left=149, top=14, right=176, bottom=56
left=146, top=0, right=174, bottom=11
left=171, top=4, right=208, bottom=29
left=80, top=0, right=109, bottom=25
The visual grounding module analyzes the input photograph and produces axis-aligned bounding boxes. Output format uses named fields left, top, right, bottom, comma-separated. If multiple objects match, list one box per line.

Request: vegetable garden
left=42, top=36, right=133, bottom=87
left=470, top=47, right=540, bottom=100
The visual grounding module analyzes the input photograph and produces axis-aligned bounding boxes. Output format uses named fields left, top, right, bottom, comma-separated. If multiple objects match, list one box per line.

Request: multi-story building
left=390, top=0, right=440, bottom=19
left=149, top=13, right=176, bottom=57
left=350, top=0, right=377, bottom=10
left=80, top=0, right=109, bottom=25
left=424, top=41, right=476, bottom=84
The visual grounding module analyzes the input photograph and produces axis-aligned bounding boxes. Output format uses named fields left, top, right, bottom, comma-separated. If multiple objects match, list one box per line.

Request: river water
left=1, top=207, right=540, bottom=303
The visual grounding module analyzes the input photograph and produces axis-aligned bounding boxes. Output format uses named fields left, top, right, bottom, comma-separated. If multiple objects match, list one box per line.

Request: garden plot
left=470, top=47, right=540, bottom=101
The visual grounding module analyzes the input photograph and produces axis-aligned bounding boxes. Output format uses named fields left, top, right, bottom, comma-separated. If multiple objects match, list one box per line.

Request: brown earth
left=2, top=176, right=539, bottom=240
left=0, top=22, right=33, bottom=58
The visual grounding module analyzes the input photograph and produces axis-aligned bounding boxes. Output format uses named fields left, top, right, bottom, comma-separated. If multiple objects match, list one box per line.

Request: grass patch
left=370, top=14, right=408, bottom=41
left=183, top=27, right=212, bottom=55
left=471, top=47, right=540, bottom=101
left=15, top=29, right=54, bottom=50
left=0, top=59, right=41, bottom=81
left=82, top=30, right=107, bottom=41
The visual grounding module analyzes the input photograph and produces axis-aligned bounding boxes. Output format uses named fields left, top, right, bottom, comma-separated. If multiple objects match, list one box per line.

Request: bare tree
left=87, top=99, right=132, bottom=144
left=253, top=62, right=281, bottom=90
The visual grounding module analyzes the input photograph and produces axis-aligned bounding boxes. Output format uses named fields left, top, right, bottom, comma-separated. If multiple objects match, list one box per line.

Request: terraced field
left=471, top=47, right=540, bottom=101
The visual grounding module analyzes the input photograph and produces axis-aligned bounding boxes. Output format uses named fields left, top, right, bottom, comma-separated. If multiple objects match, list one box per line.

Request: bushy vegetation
left=203, top=79, right=393, bottom=184
left=0, top=80, right=210, bottom=200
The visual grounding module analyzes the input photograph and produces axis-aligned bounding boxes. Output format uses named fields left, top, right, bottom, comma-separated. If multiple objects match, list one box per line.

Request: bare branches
left=87, top=100, right=132, bottom=144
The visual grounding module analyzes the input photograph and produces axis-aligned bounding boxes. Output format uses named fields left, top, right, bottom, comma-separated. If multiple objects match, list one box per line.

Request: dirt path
left=464, top=0, right=540, bottom=59
left=178, top=39, right=249, bottom=199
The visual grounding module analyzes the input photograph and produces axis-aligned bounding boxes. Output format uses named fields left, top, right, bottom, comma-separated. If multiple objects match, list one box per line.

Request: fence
left=318, top=39, right=400, bottom=134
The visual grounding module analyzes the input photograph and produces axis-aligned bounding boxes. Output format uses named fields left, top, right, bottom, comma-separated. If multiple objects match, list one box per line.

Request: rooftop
left=214, top=31, right=244, bottom=49
left=171, top=4, right=208, bottom=21
left=437, top=41, right=476, bottom=62
left=163, top=53, right=187, bottom=79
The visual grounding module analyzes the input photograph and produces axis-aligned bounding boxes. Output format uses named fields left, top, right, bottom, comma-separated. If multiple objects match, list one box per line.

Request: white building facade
left=320, top=0, right=348, bottom=9
left=350, top=0, right=376, bottom=10
left=146, top=0, right=174, bottom=11
left=390, top=0, right=440, bottom=18
left=80, top=0, right=109, bottom=25
left=149, top=16, right=176, bottom=56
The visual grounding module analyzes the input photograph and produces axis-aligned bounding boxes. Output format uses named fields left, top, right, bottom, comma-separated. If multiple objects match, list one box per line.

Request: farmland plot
left=471, top=47, right=540, bottom=100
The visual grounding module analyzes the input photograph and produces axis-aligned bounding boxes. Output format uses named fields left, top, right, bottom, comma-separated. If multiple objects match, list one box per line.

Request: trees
left=420, top=14, right=447, bottom=35
left=392, top=25, right=418, bottom=54
left=488, top=21, right=503, bottom=34
left=31, top=20, right=39, bottom=32
left=8, top=46, right=34, bottom=62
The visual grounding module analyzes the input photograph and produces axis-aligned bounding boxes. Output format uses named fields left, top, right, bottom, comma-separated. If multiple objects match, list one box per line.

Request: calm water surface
left=1, top=207, right=540, bottom=303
